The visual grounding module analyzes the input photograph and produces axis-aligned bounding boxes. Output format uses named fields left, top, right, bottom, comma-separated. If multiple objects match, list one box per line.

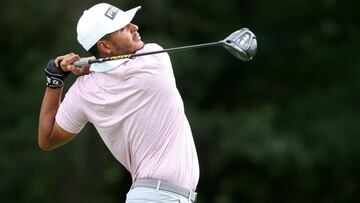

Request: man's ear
left=97, top=40, right=112, bottom=55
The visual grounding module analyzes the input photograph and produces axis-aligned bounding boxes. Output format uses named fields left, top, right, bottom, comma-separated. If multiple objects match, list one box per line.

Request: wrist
left=45, top=59, right=70, bottom=88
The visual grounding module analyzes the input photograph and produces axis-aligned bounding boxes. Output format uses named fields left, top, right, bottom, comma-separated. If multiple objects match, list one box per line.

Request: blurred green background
left=1, top=0, right=360, bottom=202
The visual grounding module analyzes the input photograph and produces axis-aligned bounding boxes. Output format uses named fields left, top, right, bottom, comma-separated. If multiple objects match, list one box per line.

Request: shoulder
left=119, top=43, right=173, bottom=78
left=137, top=43, right=172, bottom=67
left=142, top=43, right=165, bottom=51
left=63, top=75, right=92, bottom=102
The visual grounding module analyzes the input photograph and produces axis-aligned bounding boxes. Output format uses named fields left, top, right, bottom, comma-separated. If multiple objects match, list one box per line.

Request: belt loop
left=156, top=180, right=161, bottom=191
left=189, top=191, right=197, bottom=202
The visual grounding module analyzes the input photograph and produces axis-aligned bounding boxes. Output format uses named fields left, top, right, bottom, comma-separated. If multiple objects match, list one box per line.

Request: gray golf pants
left=126, top=187, right=193, bottom=203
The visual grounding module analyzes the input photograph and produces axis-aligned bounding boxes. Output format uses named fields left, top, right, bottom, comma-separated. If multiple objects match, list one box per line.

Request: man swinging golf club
left=38, top=3, right=199, bottom=203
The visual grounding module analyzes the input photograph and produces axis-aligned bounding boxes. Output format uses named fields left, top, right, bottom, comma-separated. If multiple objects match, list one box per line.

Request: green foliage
left=1, top=0, right=360, bottom=202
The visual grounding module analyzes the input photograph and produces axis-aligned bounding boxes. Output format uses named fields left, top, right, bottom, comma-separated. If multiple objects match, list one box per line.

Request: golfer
left=38, top=3, right=199, bottom=203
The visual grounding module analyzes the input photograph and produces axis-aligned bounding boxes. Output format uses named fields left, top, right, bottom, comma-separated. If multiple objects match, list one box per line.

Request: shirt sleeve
left=55, top=85, right=88, bottom=134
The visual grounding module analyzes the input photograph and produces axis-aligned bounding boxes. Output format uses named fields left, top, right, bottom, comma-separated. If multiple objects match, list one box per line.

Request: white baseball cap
left=77, top=3, right=141, bottom=51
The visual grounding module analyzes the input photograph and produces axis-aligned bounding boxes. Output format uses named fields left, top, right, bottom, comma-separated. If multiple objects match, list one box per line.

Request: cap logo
left=105, top=6, right=119, bottom=20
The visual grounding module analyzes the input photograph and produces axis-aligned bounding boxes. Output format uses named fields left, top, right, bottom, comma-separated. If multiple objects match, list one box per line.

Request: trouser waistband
left=131, top=179, right=197, bottom=202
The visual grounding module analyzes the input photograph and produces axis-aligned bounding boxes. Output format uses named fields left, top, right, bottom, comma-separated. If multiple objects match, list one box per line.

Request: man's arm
left=38, top=87, right=75, bottom=151
left=38, top=53, right=90, bottom=151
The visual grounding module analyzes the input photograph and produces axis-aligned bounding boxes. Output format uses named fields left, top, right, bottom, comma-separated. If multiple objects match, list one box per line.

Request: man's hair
left=88, top=33, right=112, bottom=58
left=88, top=45, right=100, bottom=58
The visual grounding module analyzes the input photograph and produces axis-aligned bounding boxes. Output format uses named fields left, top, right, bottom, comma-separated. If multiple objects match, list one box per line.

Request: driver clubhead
left=222, top=28, right=257, bottom=61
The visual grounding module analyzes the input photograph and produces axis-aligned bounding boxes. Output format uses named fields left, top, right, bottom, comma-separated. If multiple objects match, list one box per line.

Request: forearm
left=38, top=87, right=63, bottom=150
left=38, top=55, right=88, bottom=151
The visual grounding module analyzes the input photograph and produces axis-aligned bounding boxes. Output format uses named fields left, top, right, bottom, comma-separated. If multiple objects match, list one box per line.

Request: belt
left=131, top=179, right=197, bottom=202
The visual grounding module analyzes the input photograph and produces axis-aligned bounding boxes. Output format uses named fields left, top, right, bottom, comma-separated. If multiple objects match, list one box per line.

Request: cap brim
left=109, top=6, right=141, bottom=34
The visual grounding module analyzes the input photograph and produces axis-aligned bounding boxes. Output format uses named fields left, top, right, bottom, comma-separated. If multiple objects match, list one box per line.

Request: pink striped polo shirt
left=55, top=43, right=199, bottom=190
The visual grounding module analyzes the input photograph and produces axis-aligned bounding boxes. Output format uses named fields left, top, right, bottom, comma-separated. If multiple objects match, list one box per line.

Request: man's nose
left=128, top=23, right=138, bottom=32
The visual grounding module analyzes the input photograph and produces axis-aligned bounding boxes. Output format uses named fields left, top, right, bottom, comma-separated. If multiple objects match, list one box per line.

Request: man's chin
left=139, top=41, right=145, bottom=49
left=135, top=41, right=145, bottom=52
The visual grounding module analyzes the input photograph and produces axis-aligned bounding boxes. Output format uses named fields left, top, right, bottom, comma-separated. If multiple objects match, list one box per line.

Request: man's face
left=102, top=23, right=144, bottom=56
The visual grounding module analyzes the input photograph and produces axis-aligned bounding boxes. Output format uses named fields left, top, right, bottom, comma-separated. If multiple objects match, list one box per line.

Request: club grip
left=74, top=59, right=90, bottom=67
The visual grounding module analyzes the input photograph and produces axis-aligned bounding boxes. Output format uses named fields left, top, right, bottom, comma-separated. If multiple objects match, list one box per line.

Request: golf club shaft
left=74, top=41, right=223, bottom=67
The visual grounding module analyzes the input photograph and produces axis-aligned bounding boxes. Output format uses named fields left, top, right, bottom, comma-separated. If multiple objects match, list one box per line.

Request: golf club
left=73, top=28, right=257, bottom=67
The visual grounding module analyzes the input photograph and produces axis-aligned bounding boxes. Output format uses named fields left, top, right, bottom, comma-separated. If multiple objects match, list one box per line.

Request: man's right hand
left=55, top=53, right=92, bottom=76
